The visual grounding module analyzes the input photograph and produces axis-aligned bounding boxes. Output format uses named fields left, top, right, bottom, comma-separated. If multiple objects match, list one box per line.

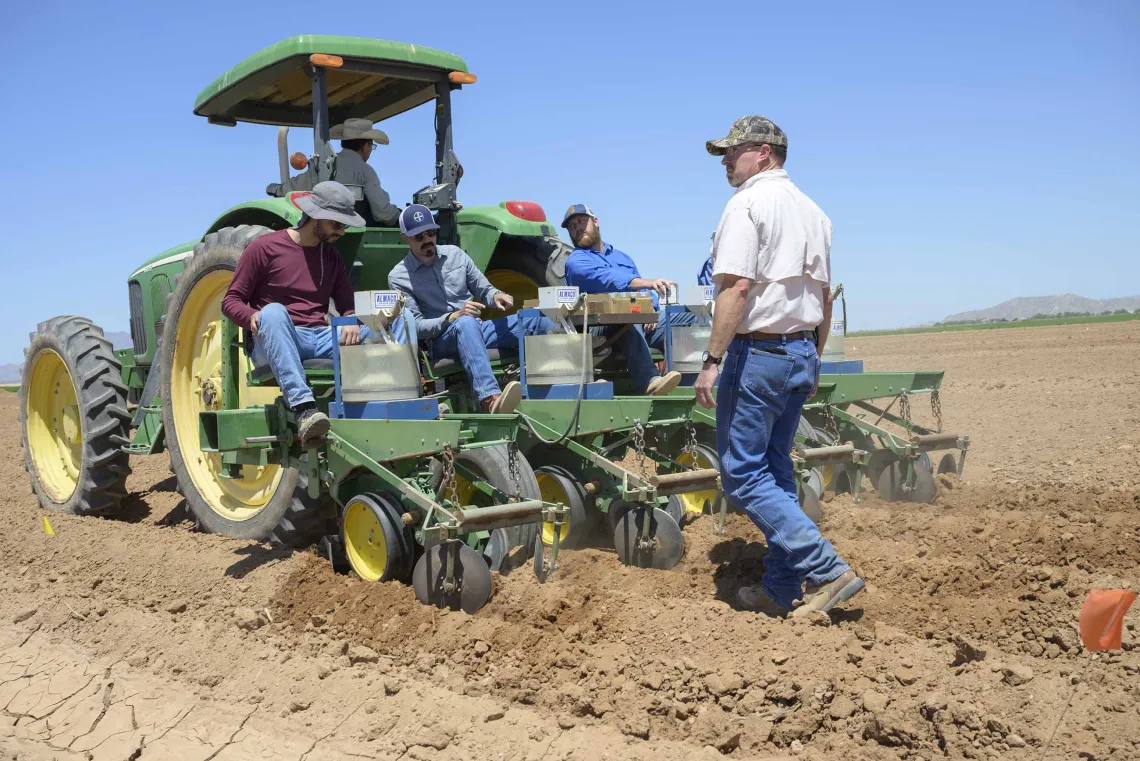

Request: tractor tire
left=445, top=445, right=541, bottom=568
left=483, top=235, right=573, bottom=314
left=161, top=225, right=333, bottom=546
left=20, top=316, right=132, bottom=515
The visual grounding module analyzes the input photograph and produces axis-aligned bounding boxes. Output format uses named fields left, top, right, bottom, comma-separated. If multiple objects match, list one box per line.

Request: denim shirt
left=565, top=242, right=659, bottom=307
left=387, top=245, right=500, bottom=340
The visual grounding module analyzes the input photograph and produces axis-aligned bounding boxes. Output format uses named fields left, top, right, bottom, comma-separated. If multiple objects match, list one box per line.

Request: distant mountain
left=1, top=330, right=134, bottom=385
left=945, top=294, right=1140, bottom=323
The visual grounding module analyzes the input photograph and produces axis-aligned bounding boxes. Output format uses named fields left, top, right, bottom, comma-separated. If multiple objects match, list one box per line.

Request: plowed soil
left=2, top=321, right=1138, bottom=760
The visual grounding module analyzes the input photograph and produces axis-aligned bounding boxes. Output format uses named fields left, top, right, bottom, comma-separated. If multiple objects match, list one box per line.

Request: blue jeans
left=645, top=308, right=699, bottom=351
left=716, top=335, right=848, bottom=609
left=252, top=302, right=415, bottom=409
left=431, top=313, right=556, bottom=402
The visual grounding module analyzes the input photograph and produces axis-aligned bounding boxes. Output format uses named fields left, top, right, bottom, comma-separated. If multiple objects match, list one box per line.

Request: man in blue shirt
left=388, top=205, right=557, bottom=413
left=562, top=204, right=691, bottom=394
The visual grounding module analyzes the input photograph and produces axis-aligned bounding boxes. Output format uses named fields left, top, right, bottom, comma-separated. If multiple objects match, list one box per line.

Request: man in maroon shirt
left=222, top=181, right=411, bottom=444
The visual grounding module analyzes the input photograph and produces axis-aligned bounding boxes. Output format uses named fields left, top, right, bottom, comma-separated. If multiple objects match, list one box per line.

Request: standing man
left=332, top=118, right=401, bottom=227
left=695, top=116, right=863, bottom=618
left=222, top=182, right=413, bottom=446
left=388, top=204, right=558, bottom=413
left=561, top=205, right=683, bottom=395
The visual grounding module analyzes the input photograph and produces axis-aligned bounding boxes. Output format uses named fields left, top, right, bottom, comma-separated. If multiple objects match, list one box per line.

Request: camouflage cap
left=706, top=116, right=788, bottom=156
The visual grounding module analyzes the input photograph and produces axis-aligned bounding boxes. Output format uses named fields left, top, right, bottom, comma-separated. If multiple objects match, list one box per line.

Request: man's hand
left=250, top=311, right=260, bottom=336
left=695, top=363, right=719, bottom=409
left=493, top=292, right=514, bottom=311
left=339, top=324, right=361, bottom=346
left=449, top=301, right=485, bottom=322
left=631, top=277, right=675, bottom=299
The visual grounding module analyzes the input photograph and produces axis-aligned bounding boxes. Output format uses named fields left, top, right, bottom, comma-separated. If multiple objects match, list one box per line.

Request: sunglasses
left=324, top=220, right=347, bottom=232
left=414, top=229, right=438, bottom=243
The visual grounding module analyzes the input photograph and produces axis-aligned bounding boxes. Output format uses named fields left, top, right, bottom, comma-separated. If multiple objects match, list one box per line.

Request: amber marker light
left=448, top=71, right=477, bottom=84
left=309, top=54, right=344, bottom=68
left=290, top=152, right=308, bottom=171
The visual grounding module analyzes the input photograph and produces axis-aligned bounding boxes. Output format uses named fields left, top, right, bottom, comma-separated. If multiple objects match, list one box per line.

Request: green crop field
left=1, top=384, right=19, bottom=393
left=848, top=311, right=1140, bottom=338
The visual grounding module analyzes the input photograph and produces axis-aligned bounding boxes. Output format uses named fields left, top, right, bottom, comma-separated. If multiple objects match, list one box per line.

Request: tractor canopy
left=193, top=35, right=471, bottom=128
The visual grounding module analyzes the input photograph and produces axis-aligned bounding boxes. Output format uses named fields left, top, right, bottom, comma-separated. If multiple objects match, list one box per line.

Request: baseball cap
left=399, top=204, right=441, bottom=237
left=331, top=118, right=390, bottom=145
left=706, top=116, right=788, bottom=156
left=293, top=181, right=366, bottom=227
left=560, top=203, right=596, bottom=229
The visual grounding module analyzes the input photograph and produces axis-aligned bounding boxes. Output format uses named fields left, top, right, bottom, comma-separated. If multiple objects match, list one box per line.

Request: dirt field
left=2, top=321, right=1137, bottom=760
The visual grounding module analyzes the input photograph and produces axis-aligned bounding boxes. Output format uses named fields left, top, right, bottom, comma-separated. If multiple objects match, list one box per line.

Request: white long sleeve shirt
left=711, top=169, right=832, bottom=335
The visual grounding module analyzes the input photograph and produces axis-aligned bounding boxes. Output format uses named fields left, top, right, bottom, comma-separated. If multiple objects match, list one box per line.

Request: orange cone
left=1079, top=589, right=1137, bottom=652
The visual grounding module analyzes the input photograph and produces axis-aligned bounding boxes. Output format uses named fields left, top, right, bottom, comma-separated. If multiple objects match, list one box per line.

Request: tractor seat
left=430, top=349, right=515, bottom=375
left=251, top=359, right=335, bottom=384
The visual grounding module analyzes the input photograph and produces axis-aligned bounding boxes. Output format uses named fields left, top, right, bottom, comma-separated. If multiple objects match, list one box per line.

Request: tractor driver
left=222, top=181, right=414, bottom=446
left=562, top=205, right=685, bottom=395
left=331, top=118, right=401, bottom=227
left=388, top=204, right=558, bottom=414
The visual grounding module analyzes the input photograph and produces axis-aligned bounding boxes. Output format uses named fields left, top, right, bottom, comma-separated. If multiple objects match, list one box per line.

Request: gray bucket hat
left=331, top=118, right=390, bottom=145
left=294, top=181, right=366, bottom=227
left=706, top=116, right=788, bottom=156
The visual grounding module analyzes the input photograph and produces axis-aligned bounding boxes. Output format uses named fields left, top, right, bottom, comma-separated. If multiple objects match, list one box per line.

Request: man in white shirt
left=695, top=116, right=863, bottom=619
left=332, top=118, right=401, bottom=227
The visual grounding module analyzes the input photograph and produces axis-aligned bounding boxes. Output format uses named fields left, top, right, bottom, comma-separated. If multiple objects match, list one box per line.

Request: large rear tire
left=160, top=225, right=332, bottom=546
left=445, top=445, right=541, bottom=569
left=484, top=235, right=572, bottom=316
left=20, top=317, right=132, bottom=515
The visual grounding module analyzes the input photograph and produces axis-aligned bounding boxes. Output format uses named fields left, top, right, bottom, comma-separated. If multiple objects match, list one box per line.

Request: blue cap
left=560, top=203, right=596, bottom=229
left=399, top=204, right=441, bottom=237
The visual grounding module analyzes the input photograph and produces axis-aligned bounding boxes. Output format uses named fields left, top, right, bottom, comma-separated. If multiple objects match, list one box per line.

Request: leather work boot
left=646, top=371, right=682, bottom=396
left=789, top=569, right=865, bottom=618
left=485, top=381, right=522, bottom=414
left=297, top=407, right=330, bottom=446
left=736, top=585, right=790, bottom=617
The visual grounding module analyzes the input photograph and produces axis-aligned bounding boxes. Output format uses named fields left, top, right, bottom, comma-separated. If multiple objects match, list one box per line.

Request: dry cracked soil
left=1, top=321, right=1138, bottom=760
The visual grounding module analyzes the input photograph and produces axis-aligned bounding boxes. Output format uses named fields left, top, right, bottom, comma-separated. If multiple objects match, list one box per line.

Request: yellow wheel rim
left=26, top=349, right=82, bottom=502
left=821, top=463, right=833, bottom=489
left=169, top=270, right=283, bottom=522
left=537, top=472, right=572, bottom=545
left=484, top=270, right=541, bottom=317
left=343, top=498, right=389, bottom=582
left=676, top=450, right=720, bottom=518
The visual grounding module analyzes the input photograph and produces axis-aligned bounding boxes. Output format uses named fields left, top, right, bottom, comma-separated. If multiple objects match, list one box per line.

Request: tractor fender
left=204, top=198, right=301, bottom=237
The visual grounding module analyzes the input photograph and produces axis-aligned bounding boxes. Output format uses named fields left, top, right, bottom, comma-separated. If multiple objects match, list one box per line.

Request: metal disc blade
left=412, top=542, right=493, bottom=614
left=613, top=507, right=684, bottom=570
left=533, top=533, right=549, bottom=584
left=937, top=453, right=957, bottom=475
left=799, top=487, right=823, bottom=523
left=664, top=494, right=685, bottom=527
left=483, top=528, right=510, bottom=572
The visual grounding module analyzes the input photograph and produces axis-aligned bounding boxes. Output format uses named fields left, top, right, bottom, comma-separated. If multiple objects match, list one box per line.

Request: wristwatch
left=701, top=351, right=722, bottom=367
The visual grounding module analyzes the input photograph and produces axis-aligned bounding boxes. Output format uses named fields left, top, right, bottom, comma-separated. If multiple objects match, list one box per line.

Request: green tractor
left=19, top=36, right=592, bottom=611
left=21, top=35, right=732, bottom=611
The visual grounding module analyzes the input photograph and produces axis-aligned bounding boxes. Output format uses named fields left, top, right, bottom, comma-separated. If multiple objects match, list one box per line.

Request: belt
left=735, top=330, right=816, bottom=341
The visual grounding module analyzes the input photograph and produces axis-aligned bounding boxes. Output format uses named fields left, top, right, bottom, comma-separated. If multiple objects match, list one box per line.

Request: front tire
left=20, top=317, right=132, bottom=515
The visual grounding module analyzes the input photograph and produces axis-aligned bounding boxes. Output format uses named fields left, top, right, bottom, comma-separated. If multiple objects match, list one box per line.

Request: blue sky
left=3, top=1, right=1137, bottom=362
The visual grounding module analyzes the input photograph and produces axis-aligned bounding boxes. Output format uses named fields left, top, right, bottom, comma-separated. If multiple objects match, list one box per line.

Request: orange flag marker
left=1079, top=589, right=1137, bottom=652
left=42, top=516, right=55, bottom=536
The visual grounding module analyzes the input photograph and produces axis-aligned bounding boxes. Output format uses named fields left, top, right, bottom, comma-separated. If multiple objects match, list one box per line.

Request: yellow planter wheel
left=20, top=316, right=131, bottom=515
left=161, top=225, right=332, bottom=545
left=342, top=492, right=411, bottom=582
left=675, top=444, right=722, bottom=519
left=536, top=465, right=591, bottom=548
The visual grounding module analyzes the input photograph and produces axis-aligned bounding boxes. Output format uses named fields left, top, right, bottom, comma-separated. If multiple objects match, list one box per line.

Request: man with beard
left=387, top=204, right=557, bottom=414
left=695, top=116, right=863, bottom=618
left=222, top=181, right=413, bottom=446
left=561, top=205, right=684, bottom=395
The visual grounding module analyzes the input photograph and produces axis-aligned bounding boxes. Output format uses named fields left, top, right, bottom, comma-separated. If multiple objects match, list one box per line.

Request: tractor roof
left=194, top=35, right=469, bottom=127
